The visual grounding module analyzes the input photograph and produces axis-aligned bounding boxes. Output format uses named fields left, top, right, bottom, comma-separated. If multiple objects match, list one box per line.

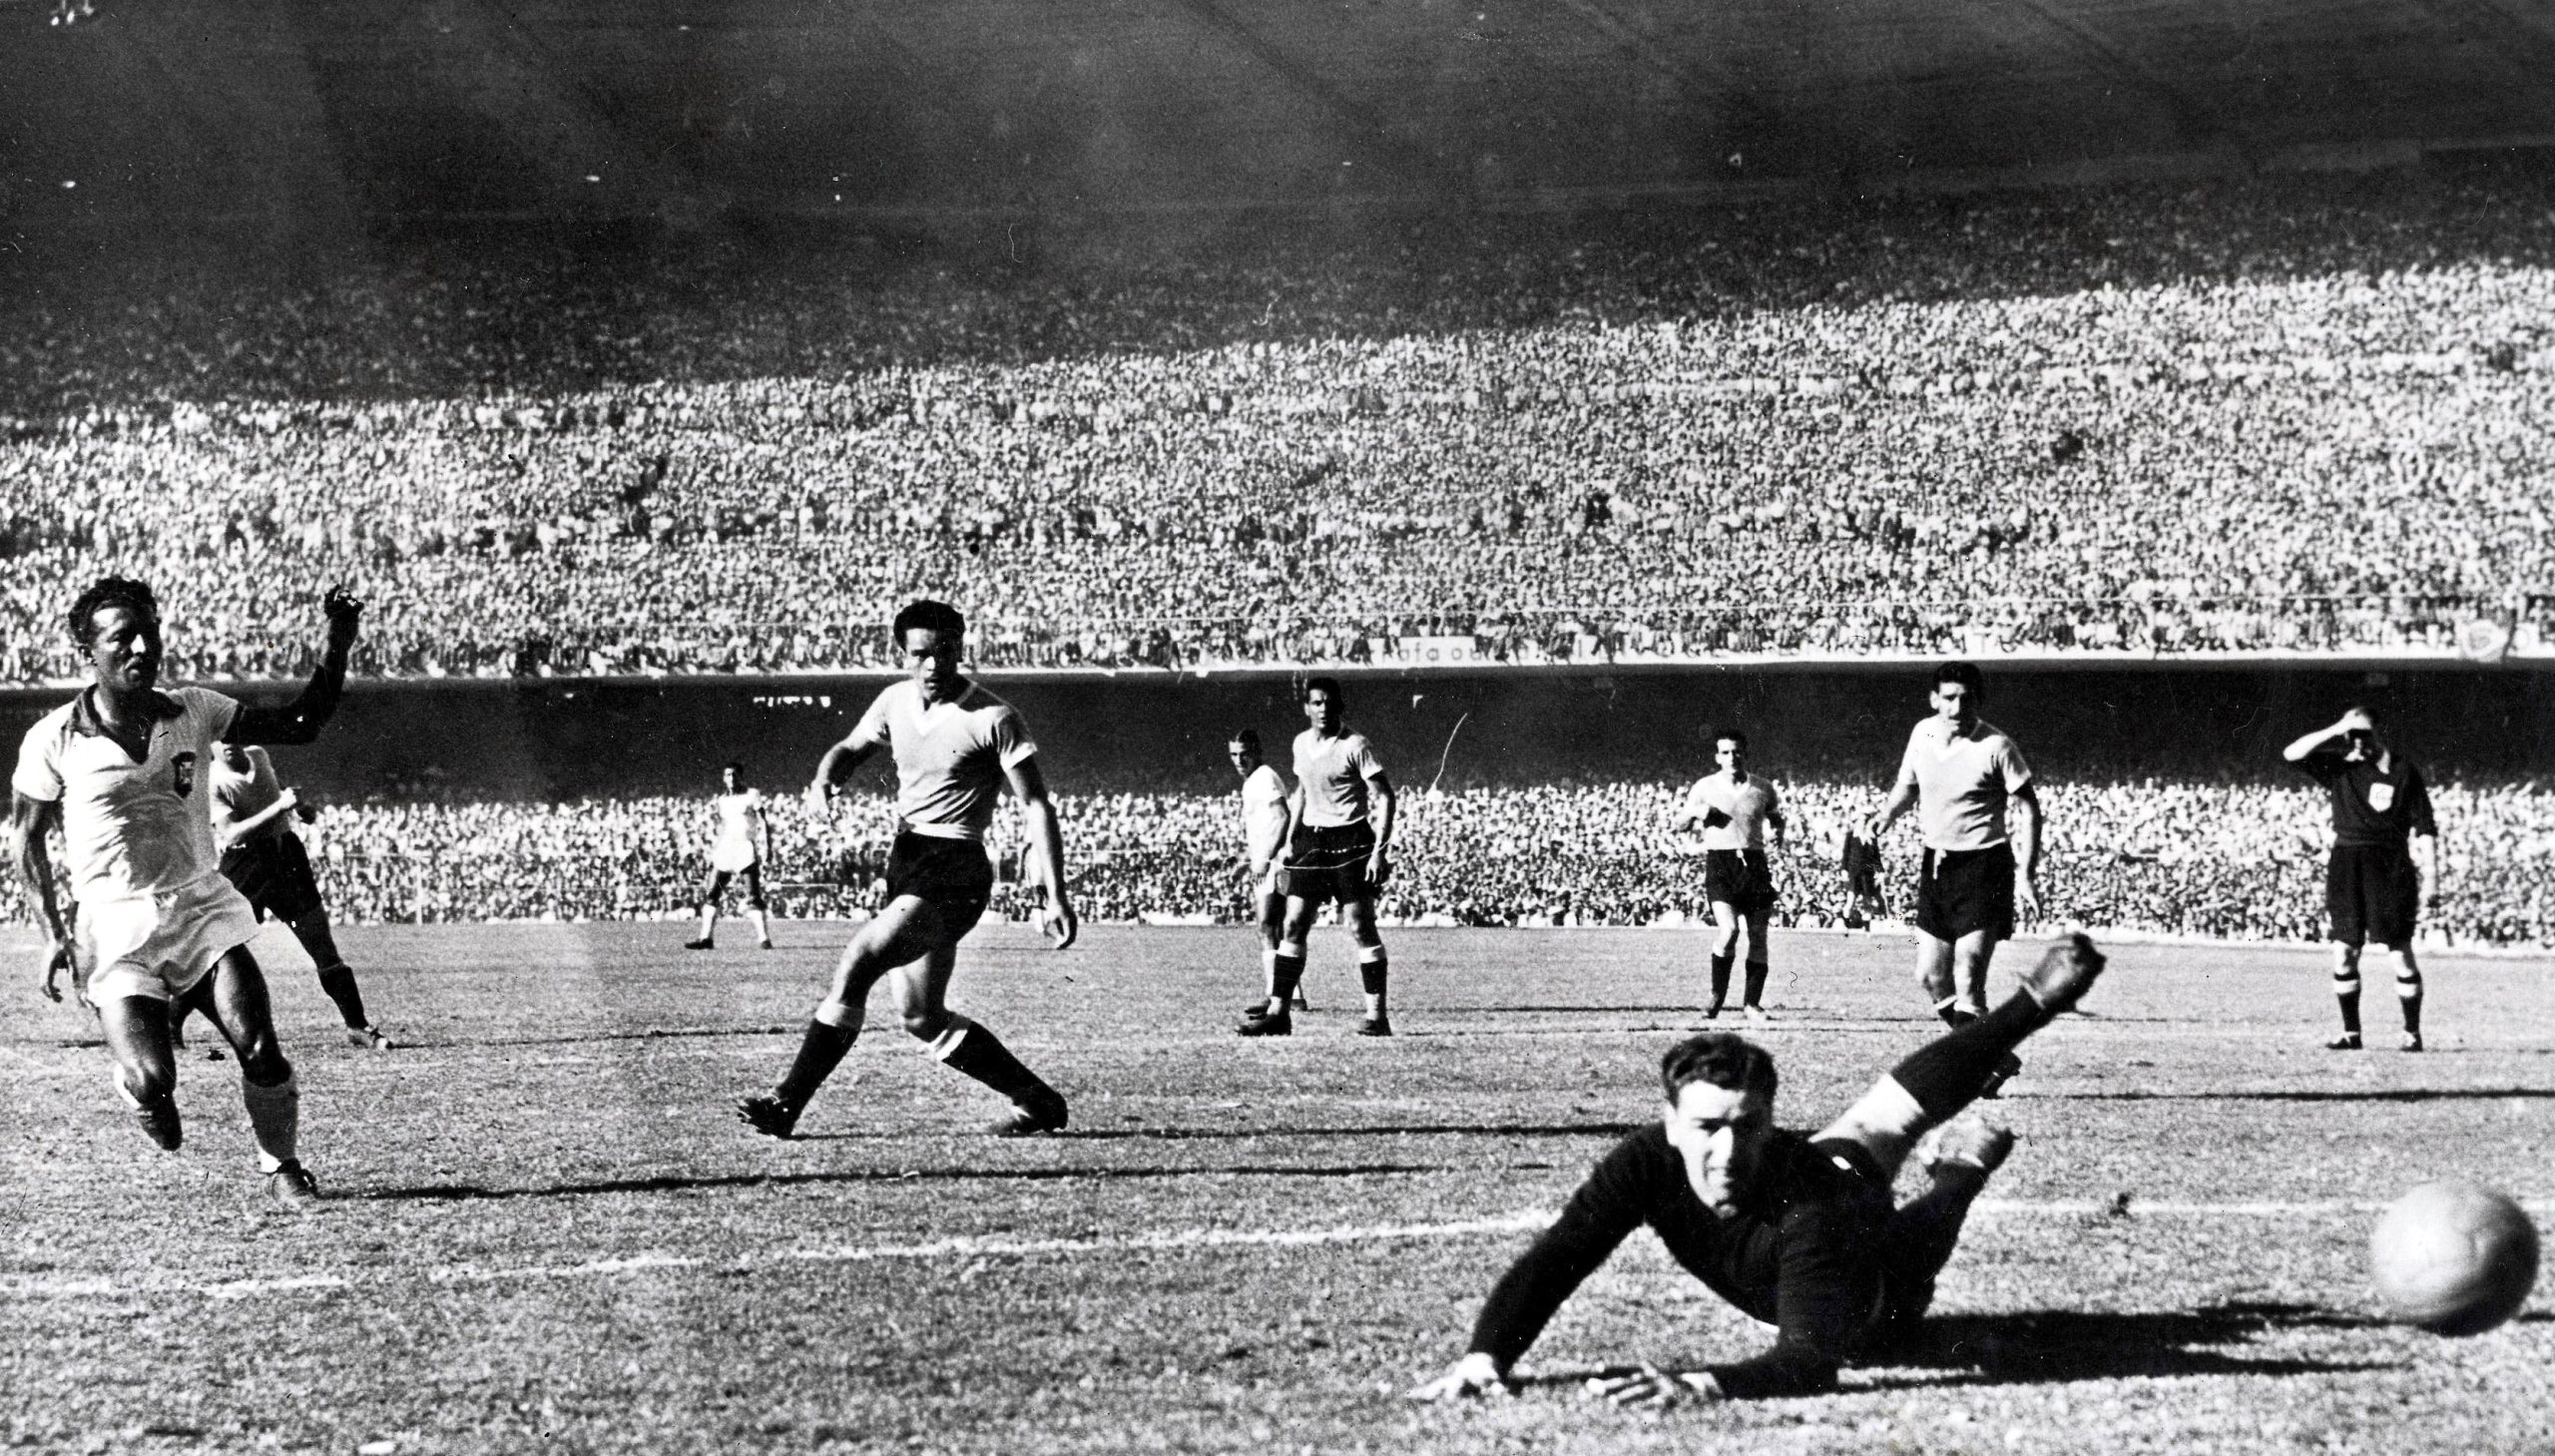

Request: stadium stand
left=296, top=777, right=2554, bottom=947
left=4, top=166, right=2554, bottom=680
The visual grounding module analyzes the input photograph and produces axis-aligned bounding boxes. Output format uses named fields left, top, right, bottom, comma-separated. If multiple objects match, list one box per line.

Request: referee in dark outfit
left=2282, top=707, right=2441, bottom=1052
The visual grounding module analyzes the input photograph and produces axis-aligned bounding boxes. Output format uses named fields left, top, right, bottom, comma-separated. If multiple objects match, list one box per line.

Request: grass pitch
left=4, top=923, right=2550, bottom=1455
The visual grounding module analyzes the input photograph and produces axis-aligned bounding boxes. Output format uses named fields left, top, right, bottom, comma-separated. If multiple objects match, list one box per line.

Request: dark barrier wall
left=2, top=665, right=2547, bottom=802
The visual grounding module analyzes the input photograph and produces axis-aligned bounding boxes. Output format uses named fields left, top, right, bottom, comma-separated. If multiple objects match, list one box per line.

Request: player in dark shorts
left=1673, top=729, right=1788, bottom=1020
left=736, top=600, right=1077, bottom=1140
left=1867, top=663, right=2042, bottom=1094
left=209, top=740, right=391, bottom=1050
left=2283, top=707, right=2441, bottom=1052
left=1412, top=935, right=2107, bottom=1406
left=1239, top=677, right=1397, bottom=1037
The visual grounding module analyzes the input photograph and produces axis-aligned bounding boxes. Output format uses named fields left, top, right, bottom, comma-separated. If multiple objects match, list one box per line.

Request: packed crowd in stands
left=6, top=166, right=2555, bottom=680
left=293, top=775, right=2554, bottom=947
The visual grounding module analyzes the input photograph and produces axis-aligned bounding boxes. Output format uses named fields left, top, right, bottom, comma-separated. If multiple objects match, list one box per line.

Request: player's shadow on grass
left=1850, top=1302, right=2389, bottom=1387
left=360, top=1162, right=1452, bottom=1202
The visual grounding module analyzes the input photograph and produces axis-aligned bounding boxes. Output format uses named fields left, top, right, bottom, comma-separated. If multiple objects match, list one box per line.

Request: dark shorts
left=1276, top=821, right=1379, bottom=905
left=1704, top=849, right=1778, bottom=916
left=885, top=832, right=994, bottom=937
left=1915, top=843, right=2015, bottom=943
left=219, top=831, right=324, bottom=924
left=701, top=862, right=767, bottom=909
left=2327, top=844, right=2418, bottom=946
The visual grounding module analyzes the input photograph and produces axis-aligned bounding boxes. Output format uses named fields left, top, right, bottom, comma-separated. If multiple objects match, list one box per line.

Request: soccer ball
left=2367, top=1180, right=2540, bottom=1335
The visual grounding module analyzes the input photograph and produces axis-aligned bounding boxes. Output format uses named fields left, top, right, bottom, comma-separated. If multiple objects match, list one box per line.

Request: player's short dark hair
left=892, top=599, right=966, bottom=641
left=1302, top=676, right=1345, bottom=709
left=1932, top=661, right=1984, bottom=696
left=1660, top=1033, right=1778, bottom=1104
left=723, top=760, right=745, bottom=777
left=1711, top=728, right=1749, bottom=752
left=67, top=576, right=160, bottom=652
left=1230, top=728, right=1262, bottom=750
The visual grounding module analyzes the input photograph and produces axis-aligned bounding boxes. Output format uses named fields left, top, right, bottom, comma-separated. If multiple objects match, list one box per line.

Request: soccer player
left=1865, top=663, right=2042, bottom=1069
left=209, top=739, right=393, bottom=1050
left=1409, top=934, right=2107, bottom=1407
left=736, top=600, right=1076, bottom=1139
left=2282, top=707, right=2440, bottom=1052
left=10, top=576, right=362, bottom=1211
left=1672, top=728, right=1787, bottom=1020
left=1239, top=677, right=1396, bottom=1038
left=1229, top=729, right=1306, bottom=1015
left=685, top=761, right=774, bottom=951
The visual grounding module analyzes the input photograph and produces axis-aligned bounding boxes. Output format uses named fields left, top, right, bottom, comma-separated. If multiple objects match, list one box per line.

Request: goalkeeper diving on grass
left=1411, top=932, right=2107, bottom=1408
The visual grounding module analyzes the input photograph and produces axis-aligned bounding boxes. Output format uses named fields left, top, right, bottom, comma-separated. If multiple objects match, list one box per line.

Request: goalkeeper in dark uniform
left=2282, top=707, right=2441, bottom=1052
left=1411, top=934, right=2106, bottom=1407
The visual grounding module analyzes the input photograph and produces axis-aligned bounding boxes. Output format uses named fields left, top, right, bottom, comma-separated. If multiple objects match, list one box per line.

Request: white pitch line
left=7, top=1200, right=2552, bottom=1303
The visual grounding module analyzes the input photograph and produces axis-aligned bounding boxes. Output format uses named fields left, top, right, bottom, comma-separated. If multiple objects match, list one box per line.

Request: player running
left=1865, top=663, right=2041, bottom=1092
left=685, top=761, right=774, bottom=951
left=209, top=739, right=393, bottom=1050
left=736, top=600, right=1077, bottom=1139
left=2282, top=706, right=2440, bottom=1052
left=1239, top=677, right=1396, bottom=1038
left=10, top=576, right=362, bottom=1211
left=1230, top=728, right=1306, bottom=1016
left=1672, top=728, right=1787, bottom=1020
left=1410, top=933, right=2107, bottom=1407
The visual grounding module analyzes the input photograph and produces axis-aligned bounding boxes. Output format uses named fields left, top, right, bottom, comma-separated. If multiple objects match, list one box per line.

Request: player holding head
left=1865, top=663, right=2042, bottom=1089
left=1229, top=729, right=1306, bottom=1016
left=2282, top=707, right=2440, bottom=1051
left=208, top=739, right=392, bottom=1050
left=1411, top=934, right=2107, bottom=1407
left=686, top=761, right=774, bottom=952
left=737, top=600, right=1077, bottom=1139
left=1672, top=728, right=1787, bottom=1020
left=1239, top=677, right=1396, bottom=1038
left=10, top=576, right=363, bottom=1211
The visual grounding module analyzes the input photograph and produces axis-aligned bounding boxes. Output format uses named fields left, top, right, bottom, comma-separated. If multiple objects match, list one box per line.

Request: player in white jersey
left=1865, top=663, right=2042, bottom=1097
left=1239, top=677, right=1397, bottom=1038
left=1672, top=729, right=1787, bottom=1021
left=209, top=739, right=392, bottom=1049
left=685, top=762, right=773, bottom=951
left=9, top=576, right=362, bottom=1211
left=1229, top=728, right=1307, bottom=1015
left=738, top=600, right=1077, bottom=1139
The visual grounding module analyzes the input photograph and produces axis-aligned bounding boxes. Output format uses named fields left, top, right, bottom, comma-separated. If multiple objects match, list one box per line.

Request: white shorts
left=711, top=840, right=759, bottom=874
left=80, top=874, right=262, bottom=1005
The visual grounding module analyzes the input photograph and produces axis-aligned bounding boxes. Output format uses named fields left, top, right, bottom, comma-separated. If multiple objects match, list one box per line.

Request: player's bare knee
left=901, top=1007, right=952, bottom=1041
left=121, top=1061, right=177, bottom=1105
left=240, top=1042, right=291, bottom=1085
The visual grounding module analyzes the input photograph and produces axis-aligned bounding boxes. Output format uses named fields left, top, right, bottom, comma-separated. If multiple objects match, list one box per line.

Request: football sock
left=1891, top=990, right=2050, bottom=1121
left=2333, top=966, right=2363, bottom=1037
left=1709, top=952, right=1734, bottom=1009
left=751, top=908, right=771, bottom=943
left=697, top=906, right=719, bottom=939
left=1357, top=943, right=1389, bottom=1018
left=2396, top=968, right=2422, bottom=1037
left=1270, top=942, right=1307, bottom=1009
left=931, top=1016, right=1060, bottom=1110
left=241, top=1068, right=300, bottom=1175
left=1260, top=947, right=1279, bottom=997
left=776, top=1000, right=862, bottom=1106
left=1932, top=995, right=1972, bottom=1029
left=314, top=963, right=368, bottom=1031
left=1743, top=957, right=1770, bottom=1009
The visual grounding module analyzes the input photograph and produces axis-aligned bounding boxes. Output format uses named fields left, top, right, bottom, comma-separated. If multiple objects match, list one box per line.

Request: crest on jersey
left=2366, top=781, right=2395, bottom=812
left=172, top=751, right=197, bottom=798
